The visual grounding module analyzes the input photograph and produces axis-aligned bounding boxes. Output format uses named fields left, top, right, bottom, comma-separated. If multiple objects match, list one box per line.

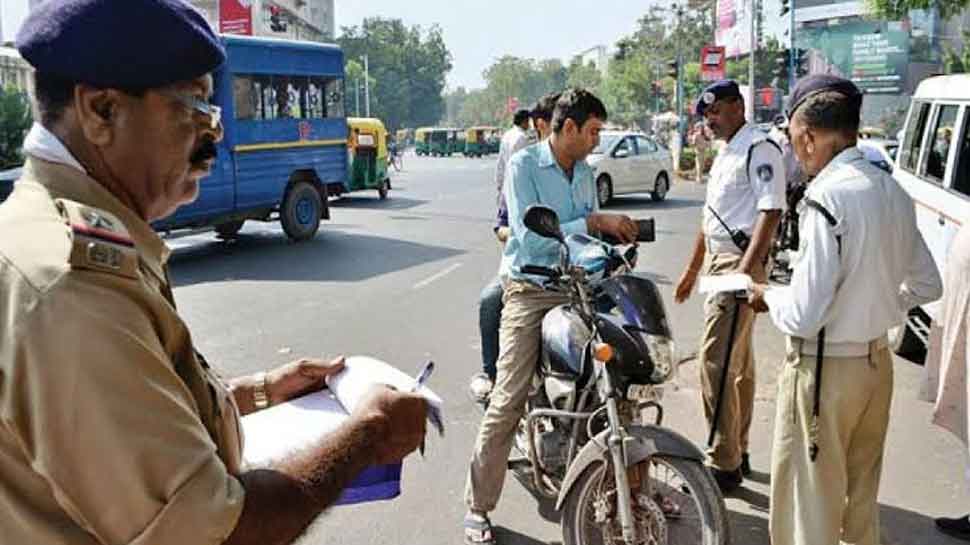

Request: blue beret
left=16, top=0, right=226, bottom=89
left=786, top=75, right=862, bottom=118
left=696, top=80, right=742, bottom=116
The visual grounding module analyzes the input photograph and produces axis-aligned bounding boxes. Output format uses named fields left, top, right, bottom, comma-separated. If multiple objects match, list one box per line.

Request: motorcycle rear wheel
left=562, top=456, right=728, bottom=545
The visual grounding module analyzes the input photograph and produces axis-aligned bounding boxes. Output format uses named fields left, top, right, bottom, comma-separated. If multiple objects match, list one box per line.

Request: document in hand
left=240, top=356, right=444, bottom=506
left=698, top=273, right=753, bottom=296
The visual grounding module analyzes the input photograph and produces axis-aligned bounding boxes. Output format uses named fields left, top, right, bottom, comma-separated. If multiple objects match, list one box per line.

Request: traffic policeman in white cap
left=674, top=79, right=787, bottom=492
left=0, top=2, right=426, bottom=544
left=750, top=75, right=942, bottom=545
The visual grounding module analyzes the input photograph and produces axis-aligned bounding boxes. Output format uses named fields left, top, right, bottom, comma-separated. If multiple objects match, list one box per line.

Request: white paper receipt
left=698, top=273, right=753, bottom=295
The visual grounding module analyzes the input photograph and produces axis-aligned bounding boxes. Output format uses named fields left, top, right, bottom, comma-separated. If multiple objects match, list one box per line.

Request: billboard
left=798, top=20, right=909, bottom=94
left=701, top=46, right=727, bottom=81
left=220, top=0, right=253, bottom=36
left=715, top=0, right=754, bottom=58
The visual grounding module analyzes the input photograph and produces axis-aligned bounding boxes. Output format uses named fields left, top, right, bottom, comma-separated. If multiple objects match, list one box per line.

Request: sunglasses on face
left=160, top=91, right=222, bottom=130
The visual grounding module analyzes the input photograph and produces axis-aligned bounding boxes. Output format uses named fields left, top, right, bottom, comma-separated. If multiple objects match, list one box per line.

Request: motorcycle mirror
left=524, top=205, right=564, bottom=242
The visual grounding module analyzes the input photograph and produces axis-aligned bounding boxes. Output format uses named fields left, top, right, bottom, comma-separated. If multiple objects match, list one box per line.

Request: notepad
left=240, top=356, right=444, bottom=506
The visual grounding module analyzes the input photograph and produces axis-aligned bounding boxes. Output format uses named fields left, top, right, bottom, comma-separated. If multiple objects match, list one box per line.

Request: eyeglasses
left=160, top=91, right=221, bottom=130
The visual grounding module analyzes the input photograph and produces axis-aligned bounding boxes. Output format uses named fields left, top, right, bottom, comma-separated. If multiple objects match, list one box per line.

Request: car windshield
left=592, top=134, right=622, bottom=155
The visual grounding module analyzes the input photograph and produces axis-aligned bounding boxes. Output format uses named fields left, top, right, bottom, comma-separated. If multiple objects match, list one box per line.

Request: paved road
left=168, top=153, right=969, bottom=545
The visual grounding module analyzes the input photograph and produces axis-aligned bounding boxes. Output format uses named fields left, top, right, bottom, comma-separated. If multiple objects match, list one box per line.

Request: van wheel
left=596, top=174, right=613, bottom=207
left=281, top=181, right=322, bottom=242
left=652, top=172, right=670, bottom=201
left=215, top=220, right=245, bottom=239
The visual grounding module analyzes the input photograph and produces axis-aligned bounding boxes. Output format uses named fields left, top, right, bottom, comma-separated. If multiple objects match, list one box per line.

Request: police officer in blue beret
left=0, top=2, right=427, bottom=544
left=749, top=75, right=941, bottom=545
left=674, top=79, right=787, bottom=493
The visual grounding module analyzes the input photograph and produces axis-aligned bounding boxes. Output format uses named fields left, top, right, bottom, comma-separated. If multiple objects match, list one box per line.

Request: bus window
left=233, top=75, right=259, bottom=120
left=326, top=77, right=344, bottom=119
left=306, top=76, right=324, bottom=118
left=259, top=75, right=277, bottom=119
left=900, top=101, right=930, bottom=173
left=923, top=104, right=958, bottom=184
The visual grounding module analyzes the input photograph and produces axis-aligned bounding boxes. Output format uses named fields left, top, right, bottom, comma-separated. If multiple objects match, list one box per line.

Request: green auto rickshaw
left=429, top=128, right=452, bottom=156
left=451, top=129, right=466, bottom=156
left=465, top=127, right=488, bottom=157
left=347, top=117, right=391, bottom=199
left=415, top=127, right=432, bottom=156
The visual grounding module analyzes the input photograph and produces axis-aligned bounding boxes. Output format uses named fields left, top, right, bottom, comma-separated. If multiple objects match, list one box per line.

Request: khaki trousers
left=769, top=343, right=893, bottom=545
left=465, top=280, right=569, bottom=512
left=700, top=253, right=759, bottom=471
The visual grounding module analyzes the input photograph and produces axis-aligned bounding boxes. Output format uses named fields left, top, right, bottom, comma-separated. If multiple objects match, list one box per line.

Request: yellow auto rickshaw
left=346, top=117, right=391, bottom=199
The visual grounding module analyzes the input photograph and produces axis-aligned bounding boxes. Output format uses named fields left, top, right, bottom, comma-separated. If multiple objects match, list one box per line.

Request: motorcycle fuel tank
left=541, top=305, right=591, bottom=380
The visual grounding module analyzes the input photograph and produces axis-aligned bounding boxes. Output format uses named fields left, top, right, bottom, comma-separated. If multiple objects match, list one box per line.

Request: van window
left=923, top=104, right=959, bottom=184
left=899, top=102, right=930, bottom=173
left=234, top=74, right=344, bottom=120
left=953, top=112, right=970, bottom=197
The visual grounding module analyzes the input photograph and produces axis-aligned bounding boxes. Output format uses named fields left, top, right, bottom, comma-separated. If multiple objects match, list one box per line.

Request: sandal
left=463, top=512, right=497, bottom=545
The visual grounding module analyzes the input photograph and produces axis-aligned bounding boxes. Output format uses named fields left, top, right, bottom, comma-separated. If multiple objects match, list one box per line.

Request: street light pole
left=355, top=79, right=360, bottom=117
left=748, top=0, right=757, bottom=123
left=363, top=54, right=371, bottom=118
left=789, top=0, right=797, bottom=91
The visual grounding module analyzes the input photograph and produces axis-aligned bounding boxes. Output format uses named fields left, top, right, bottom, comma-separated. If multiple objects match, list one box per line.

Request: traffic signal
left=269, top=6, right=287, bottom=32
left=773, top=49, right=790, bottom=85
left=666, top=60, right=679, bottom=79
left=794, top=48, right=809, bottom=77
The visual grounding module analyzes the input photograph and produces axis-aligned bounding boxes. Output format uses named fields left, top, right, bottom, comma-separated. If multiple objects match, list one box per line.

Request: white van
left=891, top=75, right=970, bottom=361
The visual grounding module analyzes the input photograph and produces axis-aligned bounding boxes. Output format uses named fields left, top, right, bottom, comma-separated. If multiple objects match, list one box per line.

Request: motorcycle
left=510, top=205, right=729, bottom=545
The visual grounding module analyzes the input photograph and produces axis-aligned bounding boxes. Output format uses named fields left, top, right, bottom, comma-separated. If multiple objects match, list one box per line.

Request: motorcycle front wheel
left=562, top=456, right=728, bottom=545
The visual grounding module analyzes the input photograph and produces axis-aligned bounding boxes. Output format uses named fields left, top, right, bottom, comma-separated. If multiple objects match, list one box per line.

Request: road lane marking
left=413, top=263, right=462, bottom=290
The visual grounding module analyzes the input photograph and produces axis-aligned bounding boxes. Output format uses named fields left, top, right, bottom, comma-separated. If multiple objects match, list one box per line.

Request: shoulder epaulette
left=54, top=199, right=139, bottom=279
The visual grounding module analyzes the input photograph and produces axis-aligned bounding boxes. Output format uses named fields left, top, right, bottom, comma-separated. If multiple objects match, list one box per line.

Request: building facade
left=191, top=0, right=335, bottom=43
left=793, top=0, right=965, bottom=128
left=0, top=46, right=31, bottom=94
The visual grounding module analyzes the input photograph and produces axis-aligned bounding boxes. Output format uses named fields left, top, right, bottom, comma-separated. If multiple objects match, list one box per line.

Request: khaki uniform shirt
left=0, top=158, right=245, bottom=544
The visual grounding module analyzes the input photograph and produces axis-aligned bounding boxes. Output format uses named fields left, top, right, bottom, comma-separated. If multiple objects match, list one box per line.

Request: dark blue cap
left=16, top=0, right=226, bottom=90
left=695, top=80, right=742, bottom=116
left=786, top=75, right=862, bottom=118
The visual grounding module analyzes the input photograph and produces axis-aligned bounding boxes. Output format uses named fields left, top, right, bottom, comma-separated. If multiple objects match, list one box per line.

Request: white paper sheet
left=698, top=273, right=753, bottom=295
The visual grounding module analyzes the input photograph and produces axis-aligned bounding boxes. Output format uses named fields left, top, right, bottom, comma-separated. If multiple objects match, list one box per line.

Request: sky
left=336, top=0, right=653, bottom=91
left=337, top=0, right=787, bottom=91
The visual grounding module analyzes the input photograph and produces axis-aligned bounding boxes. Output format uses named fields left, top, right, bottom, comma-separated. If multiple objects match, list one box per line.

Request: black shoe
left=709, top=466, right=742, bottom=494
left=740, top=452, right=752, bottom=477
left=936, top=515, right=970, bottom=541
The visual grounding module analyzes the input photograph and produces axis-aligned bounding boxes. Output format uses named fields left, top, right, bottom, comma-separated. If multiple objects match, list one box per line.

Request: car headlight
left=646, top=335, right=675, bottom=383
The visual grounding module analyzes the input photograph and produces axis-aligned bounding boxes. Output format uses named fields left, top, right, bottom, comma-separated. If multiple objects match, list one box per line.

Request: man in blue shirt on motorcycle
left=463, top=89, right=638, bottom=545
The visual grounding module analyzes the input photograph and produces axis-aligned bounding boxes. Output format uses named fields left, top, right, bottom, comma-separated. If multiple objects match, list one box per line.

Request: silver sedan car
left=587, top=131, right=673, bottom=206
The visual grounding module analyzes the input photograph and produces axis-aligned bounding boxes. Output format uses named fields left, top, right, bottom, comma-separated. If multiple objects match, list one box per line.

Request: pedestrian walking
left=689, top=119, right=713, bottom=182
left=673, top=80, right=787, bottom=493
left=750, top=75, right=942, bottom=545
left=0, top=3, right=427, bottom=544
left=922, top=222, right=970, bottom=541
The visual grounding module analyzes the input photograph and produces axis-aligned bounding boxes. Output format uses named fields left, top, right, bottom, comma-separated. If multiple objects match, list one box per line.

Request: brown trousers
left=770, top=343, right=893, bottom=545
left=465, top=280, right=569, bottom=512
left=700, top=253, right=760, bottom=471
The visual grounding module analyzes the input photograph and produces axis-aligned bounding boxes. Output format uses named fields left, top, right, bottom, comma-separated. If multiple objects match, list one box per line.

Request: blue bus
left=153, top=35, right=347, bottom=241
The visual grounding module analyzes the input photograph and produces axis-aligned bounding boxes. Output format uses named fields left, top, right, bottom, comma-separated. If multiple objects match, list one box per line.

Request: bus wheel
left=215, top=220, right=245, bottom=239
left=378, top=179, right=389, bottom=200
left=281, top=181, right=322, bottom=242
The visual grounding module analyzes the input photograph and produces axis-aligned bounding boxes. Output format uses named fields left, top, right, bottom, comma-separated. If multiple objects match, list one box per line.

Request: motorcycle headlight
left=646, top=335, right=675, bottom=383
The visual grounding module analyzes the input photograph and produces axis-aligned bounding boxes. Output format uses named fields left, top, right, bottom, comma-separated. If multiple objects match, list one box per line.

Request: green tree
left=865, top=0, right=969, bottom=19
left=944, top=30, right=970, bottom=73
left=566, top=57, right=603, bottom=91
left=343, top=59, right=377, bottom=117
left=338, top=18, right=452, bottom=130
left=0, top=87, right=31, bottom=168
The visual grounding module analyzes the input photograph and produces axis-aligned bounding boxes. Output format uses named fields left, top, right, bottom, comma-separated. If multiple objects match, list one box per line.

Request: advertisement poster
left=715, top=0, right=753, bottom=58
left=798, top=20, right=909, bottom=94
left=701, top=46, right=727, bottom=81
left=219, top=0, right=253, bottom=36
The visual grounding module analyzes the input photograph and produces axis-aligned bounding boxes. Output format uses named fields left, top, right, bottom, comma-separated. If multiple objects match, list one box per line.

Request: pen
left=410, top=361, right=434, bottom=457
